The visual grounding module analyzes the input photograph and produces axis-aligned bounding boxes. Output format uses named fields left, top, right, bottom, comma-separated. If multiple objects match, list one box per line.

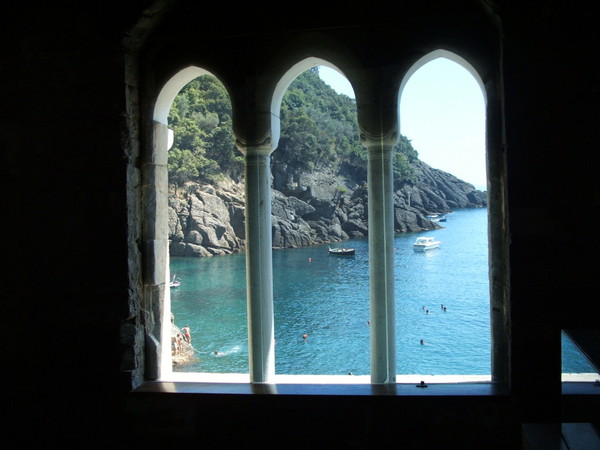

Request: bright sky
left=319, top=59, right=487, bottom=190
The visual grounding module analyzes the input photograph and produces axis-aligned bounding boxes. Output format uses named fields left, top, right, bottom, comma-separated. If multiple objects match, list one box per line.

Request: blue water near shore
left=170, top=207, right=596, bottom=376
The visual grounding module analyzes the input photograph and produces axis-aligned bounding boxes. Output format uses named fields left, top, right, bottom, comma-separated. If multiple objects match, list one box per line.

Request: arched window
left=148, top=67, right=250, bottom=381
left=142, top=52, right=510, bottom=384
left=167, top=73, right=248, bottom=377
left=149, top=55, right=505, bottom=383
left=399, top=53, right=490, bottom=378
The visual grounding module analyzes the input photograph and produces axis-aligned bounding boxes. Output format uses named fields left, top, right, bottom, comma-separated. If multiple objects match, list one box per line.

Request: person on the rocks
left=182, top=326, right=191, bottom=344
left=171, top=336, right=177, bottom=356
left=176, top=333, right=183, bottom=355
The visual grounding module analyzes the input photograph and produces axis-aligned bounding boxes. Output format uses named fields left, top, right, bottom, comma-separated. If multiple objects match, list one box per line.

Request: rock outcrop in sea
left=171, top=320, right=195, bottom=366
left=168, top=160, right=486, bottom=257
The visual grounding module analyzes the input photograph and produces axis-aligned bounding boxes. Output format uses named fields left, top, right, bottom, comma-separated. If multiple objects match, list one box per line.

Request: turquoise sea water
left=170, top=208, right=597, bottom=376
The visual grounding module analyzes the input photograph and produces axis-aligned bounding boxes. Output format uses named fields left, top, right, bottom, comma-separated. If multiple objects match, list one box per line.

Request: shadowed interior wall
left=4, top=1, right=598, bottom=447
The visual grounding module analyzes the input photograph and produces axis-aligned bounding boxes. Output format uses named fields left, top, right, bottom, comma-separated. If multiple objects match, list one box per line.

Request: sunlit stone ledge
left=162, top=372, right=493, bottom=384
left=161, top=372, right=598, bottom=384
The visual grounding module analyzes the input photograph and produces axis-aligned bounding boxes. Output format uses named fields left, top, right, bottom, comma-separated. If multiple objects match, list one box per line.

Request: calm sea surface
left=170, top=207, right=596, bottom=375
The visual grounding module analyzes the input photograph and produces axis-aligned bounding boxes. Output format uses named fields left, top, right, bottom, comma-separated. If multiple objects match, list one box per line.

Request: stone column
left=363, top=131, right=397, bottom=384
left=143, top=121, right=172, bottom=380
left=238, top=144, right=275, bottom=383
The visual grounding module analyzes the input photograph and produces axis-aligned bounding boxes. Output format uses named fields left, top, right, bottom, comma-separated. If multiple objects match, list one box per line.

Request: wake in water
left=210, top=345, right=241, bottom=357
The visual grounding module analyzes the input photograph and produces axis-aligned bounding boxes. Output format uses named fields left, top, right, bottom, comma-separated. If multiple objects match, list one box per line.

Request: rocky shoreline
left=168, top=163, right=486, bottom=366
left=168, top=161, right=486, bottom=258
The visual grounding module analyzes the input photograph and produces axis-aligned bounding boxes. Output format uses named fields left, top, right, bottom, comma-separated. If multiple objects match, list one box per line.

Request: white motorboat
left=413, top=236, right=441, bottom=252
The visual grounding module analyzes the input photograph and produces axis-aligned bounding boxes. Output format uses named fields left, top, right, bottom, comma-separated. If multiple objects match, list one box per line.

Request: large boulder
left=169, top=182, right=244, bottom=257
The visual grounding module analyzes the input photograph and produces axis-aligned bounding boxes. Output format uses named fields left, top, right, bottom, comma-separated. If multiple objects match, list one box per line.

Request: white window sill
left=161, top=372, right=492, bottom=385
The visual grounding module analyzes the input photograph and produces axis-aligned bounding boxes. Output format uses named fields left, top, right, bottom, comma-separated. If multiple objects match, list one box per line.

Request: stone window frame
left=135, top=48, right=510, bottom=386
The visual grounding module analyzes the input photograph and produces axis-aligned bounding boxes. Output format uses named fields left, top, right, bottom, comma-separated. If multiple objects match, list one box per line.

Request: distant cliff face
left=169, top=178, right=246, bottom=257
left=168, top=162, right=486, bottom=257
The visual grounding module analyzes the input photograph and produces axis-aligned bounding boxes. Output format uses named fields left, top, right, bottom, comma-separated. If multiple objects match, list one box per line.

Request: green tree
left=168, top=75, right=242, bottom=185
left=393, top=135, right=419, bottom=186
left=167, top=67, right=421, bottom=190
left=274, top=69, right=365, bottom=180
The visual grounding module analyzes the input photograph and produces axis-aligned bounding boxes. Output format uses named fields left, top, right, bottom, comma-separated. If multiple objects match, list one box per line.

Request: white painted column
left=243, top=147, right=275, bottom=383
left=365, top=135, right=397, bottom=384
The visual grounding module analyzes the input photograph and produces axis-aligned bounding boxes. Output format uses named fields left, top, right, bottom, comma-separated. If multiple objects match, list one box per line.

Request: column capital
left=356, top=102, right=399, bottom=150
left=235, top=133, right=275, bottom=157
left=360, top=129, right=399, bottom=149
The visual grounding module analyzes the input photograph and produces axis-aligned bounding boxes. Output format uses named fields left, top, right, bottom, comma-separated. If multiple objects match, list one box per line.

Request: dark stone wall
left=501, top=2, right=600, bottom=421
left=4, top=1, right=599, bottom=447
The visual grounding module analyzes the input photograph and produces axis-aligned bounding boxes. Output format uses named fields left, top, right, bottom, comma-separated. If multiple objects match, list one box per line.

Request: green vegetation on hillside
left=167, top=67, right=419, bottom=187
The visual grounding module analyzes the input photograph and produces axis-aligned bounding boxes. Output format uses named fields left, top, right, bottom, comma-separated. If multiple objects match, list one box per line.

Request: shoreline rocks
left=171, top=322, right=195, bottom=366
left=168, top=163, right=485, bottom=257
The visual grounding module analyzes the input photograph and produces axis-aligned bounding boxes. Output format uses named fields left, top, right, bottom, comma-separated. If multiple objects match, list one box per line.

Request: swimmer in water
left=214, top=350, right=224, bottom=356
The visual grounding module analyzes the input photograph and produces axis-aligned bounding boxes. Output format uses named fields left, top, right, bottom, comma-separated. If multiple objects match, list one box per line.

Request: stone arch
left=267, top=52, right=401, bottom=153
left=154, top=67, right=213, bottom=124
left=397, top=49, right=487, bottom=180
left=399, top=49, right=487, bottom=112
left=397, top=48, right=509, bottom=382
left=270, top=57, right=355, bottom=149
left=153, top=66, right=223, bottom=147
left=148, top=65, right=233, bottom=379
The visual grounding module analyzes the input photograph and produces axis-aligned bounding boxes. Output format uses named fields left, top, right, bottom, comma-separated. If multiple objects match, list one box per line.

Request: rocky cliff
left=168, top=161, right=486, bottom=257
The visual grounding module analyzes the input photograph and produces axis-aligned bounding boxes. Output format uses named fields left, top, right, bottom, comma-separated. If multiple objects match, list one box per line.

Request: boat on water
left=413, top=237, right=441, bottom=252
left=427, top=214, right=447, bottom=223
left=328, top=247, right=355, bottom=256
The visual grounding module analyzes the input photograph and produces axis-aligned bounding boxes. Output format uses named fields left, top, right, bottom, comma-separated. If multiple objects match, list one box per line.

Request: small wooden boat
left=328, top=247, right=355, bottom=256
